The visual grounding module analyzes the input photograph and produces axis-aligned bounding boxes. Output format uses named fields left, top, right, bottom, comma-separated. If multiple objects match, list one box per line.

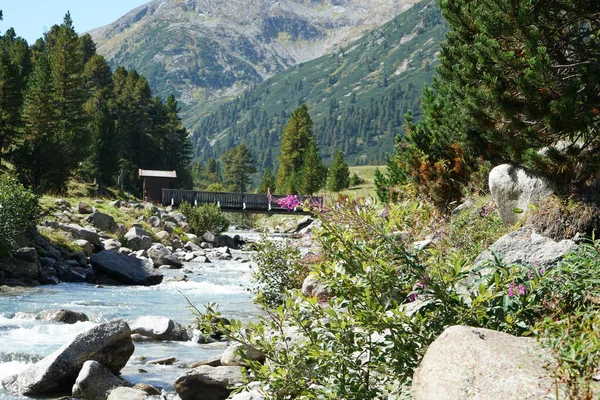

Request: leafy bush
left=179, top=202, right=229, bottom=236
left=0, top=175, right=39, bottom=254
left=250, top=238, right=307, bottom=305
left=349, top=172, right=363, bottom=186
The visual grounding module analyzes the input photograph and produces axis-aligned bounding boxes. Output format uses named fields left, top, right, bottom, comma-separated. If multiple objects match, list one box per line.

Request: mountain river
left=0, top=244, right=261, bottom=399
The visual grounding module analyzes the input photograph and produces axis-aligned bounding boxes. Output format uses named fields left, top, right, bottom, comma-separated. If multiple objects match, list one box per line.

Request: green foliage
left=298, top=139, right=328, bottom=195
left=179, top=202, right=229, bottom=236
left=257, top=167, right=276, bottom=194
left=537, top=310, right=600, bottom=400
left=0, top=175, right=39, bottom=253
left=250, top=238, right=306, bottom=306
left=328, top=149, right=350, bottom=192
left=349, top=172, right=363, bottom=187
left=221, top=143, right=256, bottom=192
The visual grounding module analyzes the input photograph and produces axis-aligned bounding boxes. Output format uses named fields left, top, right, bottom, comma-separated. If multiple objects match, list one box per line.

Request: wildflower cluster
left=276, top=195, right=302, bottom=211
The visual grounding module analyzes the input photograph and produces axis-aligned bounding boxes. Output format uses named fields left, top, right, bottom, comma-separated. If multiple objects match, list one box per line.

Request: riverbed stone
left=106, top=386, right=149, bottom=400
left=60, top=224, right=101, bottom=245
left=73, top=239, right=95, bottom=256
left=90, top=250, right=163, bottom=286
left=412, top=325, right=554, bottom=399
left=102, top=238, right=121, bottom=252
left=72, top=360, right=125, bottom=400
left=76, top=202, right=94, bottom=214
left=86, top=211, right=118, bottom=233
left=130, top=315, right=189, bottom=341
left=174, top=365, right=243, bottom=400
left=54, top=262, right=92, bottom=283
left=147, top=243, right=182, bottom=268
left=146, top=357, right=176, bottom=365
left=124, top=227, right=153, bottom=251
left=2, top=319, right=134, bottom=396
left=39, top=309, right=89, bottom=324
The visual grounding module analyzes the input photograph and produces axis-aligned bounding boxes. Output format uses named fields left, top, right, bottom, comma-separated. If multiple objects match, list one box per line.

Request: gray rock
left=102, top=239, right=121, bottom=252
left=294, top=216, right=313, bottom=233
left=156, top=231, right=170, bottom=240
left=125, top=227, right=153, bottom=251
left=0, top=256, right=40, bottom=279
left=74, top=240, right=95, bottom=256
left=452, top=198, right=475, bottom=216
left=202, top=231, right=216, bottom=244
left=186, top=233, right=198, bottom=243
left=230, top=391, right=264, bottom=400
left=55, top=198, right=71, bottom=208
left=72, top=360, right=125, bottom=400
left=54, top=262, right=92, bottom=283
left=147, top=216, right=161, bottom=227
left=60, top=224, right=101, bottom=245
left=76, top=202, right=94, bottom=214
left=86, top=211, right=118, bottom=233
left=489, top=164, right=555, bottom=226
left=90, top=251, right=163, bottom=286
left=147, top=244, right=182, bottom=268
left=412, top=325, right=553, bottom=400
left=109, top=200, right=121, bottom=208
left=189, top=356, right=221, bottom=368
left=39, top=309, right=89, bottom=324
left=12, top=247, right=37, bottom=263
left=130, top=316, right=189, bottom=341
left=214, top=235, right=239, bottom=249
left=412, top=239, right=433, bottom=251
left=106, top=386, right=149, bottom=400
left=118, top=247, right=133, bottom=256
left=473, top=226, right=577, bottom=270
left=133, top=383, right=160, bottom=396
left=191, top=255, right=211, bottom=263
left=184, top=241, right=202, bottom=252
left=2, top=320, right=134, bottom=396
left=146, top=357, right=176, bottom=365
left=302, top=274, right=332, bottom=298
left=163, top=221, right=177, bottom=233
left=174, top=365, right=243, bottom=400
left=220, top=343, right=265, bottom=367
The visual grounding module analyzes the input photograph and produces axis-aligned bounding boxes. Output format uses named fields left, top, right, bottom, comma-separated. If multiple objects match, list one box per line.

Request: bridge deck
left=162, top=189, right=322, bottom=214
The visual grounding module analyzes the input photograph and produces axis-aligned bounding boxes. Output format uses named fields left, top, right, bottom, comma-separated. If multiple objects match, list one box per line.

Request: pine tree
left=258, top=166, right=276, bottom=194
left=222, top=144, right=255, bottom=192
left=328, top=149, right=350, bottom=192
left=299, top=139, right=327, bottom=195
left=276, top=104, right=315, bottom=194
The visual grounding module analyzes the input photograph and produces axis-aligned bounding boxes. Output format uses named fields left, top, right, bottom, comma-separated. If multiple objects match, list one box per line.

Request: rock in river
left=90, top=250, right=163, bottom=286
left=2, top=319, right=134, bottom=396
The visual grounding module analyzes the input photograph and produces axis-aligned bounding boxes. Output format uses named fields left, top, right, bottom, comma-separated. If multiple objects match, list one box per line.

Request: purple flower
left=507, top=285, right=515, bottom=297
left=527, top=271, right=534, bottom=280
left=507, top=282, right=526, bottom=297
left=518, top=284, right=526, bottom=295
left=276, top=195, right=302, bottom=211
left=408, top=293, right=418, bottom=303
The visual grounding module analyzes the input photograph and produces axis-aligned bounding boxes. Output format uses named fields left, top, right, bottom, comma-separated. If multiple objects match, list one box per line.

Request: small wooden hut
left=138, top=169, right=177, bottom=203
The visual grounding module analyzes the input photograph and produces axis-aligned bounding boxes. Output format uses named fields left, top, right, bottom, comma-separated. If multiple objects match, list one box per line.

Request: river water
left=0, top=253, right=260, bottom=399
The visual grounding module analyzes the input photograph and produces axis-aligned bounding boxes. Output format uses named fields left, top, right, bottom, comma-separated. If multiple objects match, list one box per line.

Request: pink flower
left=408, top=293, right=418, bottom=303
left=276, top=195, right=302, bottom=211
left=508, top=285, right=515, bottom=297
left=518, top=284, right=526, bottom=295
left=507, top=282, right=526, bottom=297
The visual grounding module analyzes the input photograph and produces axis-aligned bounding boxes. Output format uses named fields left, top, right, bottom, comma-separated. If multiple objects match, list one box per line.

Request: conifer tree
left=328, top=149, right=350, bottom=192
left=276, top=104, right=315, bottom=194
left=222, top=144, right=255, bottom=192
left=299, top=139, right=327, bottom=195
left=258, top=167, right=276, bottom=194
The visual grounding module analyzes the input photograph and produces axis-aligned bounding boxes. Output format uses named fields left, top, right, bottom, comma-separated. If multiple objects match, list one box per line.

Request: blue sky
left=1, top=0, right=150, bottom=44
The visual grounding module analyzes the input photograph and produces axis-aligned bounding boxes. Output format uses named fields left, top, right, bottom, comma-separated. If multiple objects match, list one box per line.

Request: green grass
left=319, top=165, right=386, bottom=200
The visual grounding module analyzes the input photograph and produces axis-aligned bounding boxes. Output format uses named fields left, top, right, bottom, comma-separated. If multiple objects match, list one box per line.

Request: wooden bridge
left=162, top=189, right=323, bottom=214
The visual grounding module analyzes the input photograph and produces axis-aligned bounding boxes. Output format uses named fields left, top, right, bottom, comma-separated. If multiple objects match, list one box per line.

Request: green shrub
left=0, top=176, right=39, bottom=254
left=349, top=172, right=363, bottom=186
left=250, top=238, right=306, bottom=306
left=179, top=202, right=230, bottom=236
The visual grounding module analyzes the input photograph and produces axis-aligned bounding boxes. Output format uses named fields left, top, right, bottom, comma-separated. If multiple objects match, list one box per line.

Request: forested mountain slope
left=192, top=0, right=447, bottom=169
left=89, top=0, right=420, bottom=130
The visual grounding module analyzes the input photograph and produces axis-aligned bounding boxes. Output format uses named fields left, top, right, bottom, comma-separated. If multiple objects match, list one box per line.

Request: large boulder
left=174, top=365, right=243, bottom=400
left=76, top=202, right=94, bottom=214
left=2, top=319, right=134, bottom=396
left=90, top=251, right=163, bottom=286
left=412, top=325, right=553, bottom=400
left=130, top=315, right=189, bottom=341
left=473, top=226, right=577, bottom=270
left=39, top=309, right=89, bottom=324
left=86, top=211, right=118, bottom=233
left=0, top=256, right=40, bottom=280
left=147, top=243, right=182, bottom=268
left=489, top=164, right=554, bottom=226
left=72, top=360, right=125, bottom=400
left=124, top=227, right=153, bottom=251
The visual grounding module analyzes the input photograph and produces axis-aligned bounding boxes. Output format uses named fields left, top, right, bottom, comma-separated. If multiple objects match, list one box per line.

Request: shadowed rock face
left=2, top=320, right=134, bottom=396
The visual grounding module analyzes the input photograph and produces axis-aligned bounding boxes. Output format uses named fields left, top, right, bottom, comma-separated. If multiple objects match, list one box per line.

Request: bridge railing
left=162, top=189, right=323, bottom=213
